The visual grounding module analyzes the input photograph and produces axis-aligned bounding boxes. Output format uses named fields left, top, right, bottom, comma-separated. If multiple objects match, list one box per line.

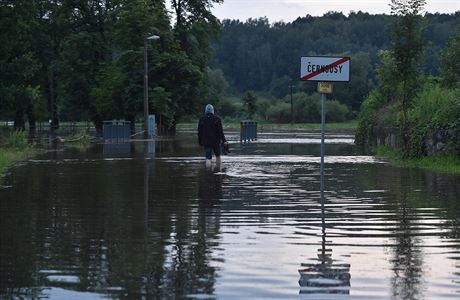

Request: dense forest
left=210, top=12, right=459, bottom=122
left=0, top=0, right=459, bottom=131
left=0, top=0, right=223, bottom=133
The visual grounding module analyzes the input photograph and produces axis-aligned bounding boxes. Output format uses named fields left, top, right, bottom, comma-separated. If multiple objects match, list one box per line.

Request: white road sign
left=300, top=56, right=350, bottom=82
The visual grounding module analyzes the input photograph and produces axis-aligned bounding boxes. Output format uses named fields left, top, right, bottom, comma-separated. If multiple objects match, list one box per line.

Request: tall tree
left=56, top=0, right=113, bottom=130
left=0, top=0, right=41, bottom=132
left=34, top=0, right=69, bottom=131
left=242, top=91, right=257, bottom=120
left=439, top=27, right=460, bottom=89
left=390, top=0, right=426, bottom=154
left=169, top=0, right=223, bottom=124
left=104, top=0, right=157, bottom=130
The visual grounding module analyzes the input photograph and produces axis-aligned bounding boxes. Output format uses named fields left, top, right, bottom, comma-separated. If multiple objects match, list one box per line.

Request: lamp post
left=144, top=34, right=160, bottom=139
left=289, top=79, right=294, bottom=124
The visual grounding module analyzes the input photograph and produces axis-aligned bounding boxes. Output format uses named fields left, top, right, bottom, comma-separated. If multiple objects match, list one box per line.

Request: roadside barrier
left=103, top=121, right=130, bottom=142
left=240, top=121, right=257, bottom=142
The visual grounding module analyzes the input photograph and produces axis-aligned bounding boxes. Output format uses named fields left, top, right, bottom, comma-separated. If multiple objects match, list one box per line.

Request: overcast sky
left=211, top=0, right=459, bottom=23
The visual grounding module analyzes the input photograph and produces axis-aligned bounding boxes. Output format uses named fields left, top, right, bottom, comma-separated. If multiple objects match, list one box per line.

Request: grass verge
left=376, top=146, right=460, bottom=174
left=260, top=120, right=358, bottom=130
left=0, top=130, right=38, bottom=176
left=177, top=120, right=358, bottom=131
left=0, top=147, right=37, bottom=176
left=65, top=130, right=92, bottom=148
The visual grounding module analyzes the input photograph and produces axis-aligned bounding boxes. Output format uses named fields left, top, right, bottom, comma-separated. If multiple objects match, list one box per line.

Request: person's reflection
left=166, top=167, right=223, bottom=296
left=298, top=214, right=351, bottom=297
left=198, top=167, right=223, bottom=207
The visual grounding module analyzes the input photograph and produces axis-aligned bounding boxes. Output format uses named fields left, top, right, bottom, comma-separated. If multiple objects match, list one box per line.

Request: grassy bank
left=177, top=120, right=358, bottom=131
left=0, top=130, right=38, bottom=176
left=376, top=146, right=460, bottom=174
left=261, top=120, right=358, bottom=131
left=0, top=147, right=36, bottom=176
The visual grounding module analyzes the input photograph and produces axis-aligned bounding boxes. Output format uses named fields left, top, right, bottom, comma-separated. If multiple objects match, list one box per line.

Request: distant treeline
left=1, top=4, right=459, bottom=131
left=211, top=11, right=459, bottom=112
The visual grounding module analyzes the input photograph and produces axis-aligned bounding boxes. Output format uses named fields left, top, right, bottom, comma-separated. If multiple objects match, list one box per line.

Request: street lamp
left=289, top=79, right=294, bottom=124
left=144, top=34, right=160, bottom=139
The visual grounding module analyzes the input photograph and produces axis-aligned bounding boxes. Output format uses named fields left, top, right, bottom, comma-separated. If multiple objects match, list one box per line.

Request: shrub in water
left=5, top=130, right=28, bottom=149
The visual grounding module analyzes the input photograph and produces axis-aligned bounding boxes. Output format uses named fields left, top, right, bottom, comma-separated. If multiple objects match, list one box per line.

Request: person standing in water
left=198, top=104, right=227, bottom=168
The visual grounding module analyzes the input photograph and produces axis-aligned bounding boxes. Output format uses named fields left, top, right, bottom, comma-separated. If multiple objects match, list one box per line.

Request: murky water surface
left=1, top=132, right=459, bottom=299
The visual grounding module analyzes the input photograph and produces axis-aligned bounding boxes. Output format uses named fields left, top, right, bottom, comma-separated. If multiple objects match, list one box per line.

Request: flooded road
left=1, top=132, right=460, bottom=299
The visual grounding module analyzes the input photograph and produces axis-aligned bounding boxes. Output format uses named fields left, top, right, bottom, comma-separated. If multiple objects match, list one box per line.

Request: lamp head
left=146, top=34, right=160, bottom=40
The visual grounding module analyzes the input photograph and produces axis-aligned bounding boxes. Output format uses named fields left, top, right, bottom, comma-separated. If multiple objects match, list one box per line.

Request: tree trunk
left=93, top=114, right=103, bottom=135
left=14, top=108, right=25, bottom=131
left=48, top=68, right=59, bottom=131
left=52, top=101, right=59, bottom=131
left=125, top=114, right=136, bottom=134
left=27, top=105, right=36, bottom=137
left=402, top=80, right=409, bottom=157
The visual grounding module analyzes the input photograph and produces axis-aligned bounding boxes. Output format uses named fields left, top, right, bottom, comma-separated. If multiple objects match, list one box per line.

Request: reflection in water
left=139, top=147, right=221, bottom=299
left=198, top=168, right=223, bottom=204
left=154, top=166, right=223, bottom=299
left=193, top=167, right=223, bottom=298
left=1, top=133, right=460, bottom=299
left=299, top=209, right=351, bottom=298
left=102, top=142, right=133, bottom=158
left=147, top=140, right=156, bottom=155
left=390, top=190, right=424, bottom=300
left=144, top=141, right=154, bottom=231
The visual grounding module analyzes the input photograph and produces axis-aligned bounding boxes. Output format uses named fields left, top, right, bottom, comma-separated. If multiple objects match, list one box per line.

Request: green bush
left=292, top=93, right=321, bottom=123
left=266, top=102, right=291, bottom=123
left=409, top=83, right=460, bottom=128
left=405, top=83, right=460, bottom=157
left=217, top=96, right=243, bottom=119
left=406, top=124, right=428, bottom=157
left=256, top=97, right=272, bottom=121
left=66, top=130, right=92, bottom=147
left=198, top=91, right=352, bottom=124
left=326, top=100, right=350, bottom=122
left=265, top=92, right=351, bottom=123
left=4, top=130, right=28, bottom=149
left=355, top=91, right=385, bottom=147
left=356, top=80, right=460, bottom=156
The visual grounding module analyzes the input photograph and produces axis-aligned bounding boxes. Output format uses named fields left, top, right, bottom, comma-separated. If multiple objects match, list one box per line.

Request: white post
left=320, top=92, right=326, bottom=228
left=143, top=39, right=149, bottom=139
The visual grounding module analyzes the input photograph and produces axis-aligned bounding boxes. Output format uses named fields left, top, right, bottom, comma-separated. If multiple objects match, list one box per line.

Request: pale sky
left=211, top=0, right=460, bottom=22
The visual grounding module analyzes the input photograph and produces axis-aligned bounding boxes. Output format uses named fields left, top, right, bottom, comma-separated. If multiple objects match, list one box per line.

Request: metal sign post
left=320, top=92, right=326, bottom=221
left=300, top=56, right=350, bottom=227
left=318, top=83, right=332, bottom=226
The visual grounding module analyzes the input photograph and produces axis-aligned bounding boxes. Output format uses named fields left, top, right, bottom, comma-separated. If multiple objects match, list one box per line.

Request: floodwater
left=1, top=131, right=459, bottom=299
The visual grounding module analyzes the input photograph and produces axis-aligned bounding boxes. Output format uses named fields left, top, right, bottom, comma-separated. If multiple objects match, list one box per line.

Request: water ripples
left=1, top=136, right=459, bottom=299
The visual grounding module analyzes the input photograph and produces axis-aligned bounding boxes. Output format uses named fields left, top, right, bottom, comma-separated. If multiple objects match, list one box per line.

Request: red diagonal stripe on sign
left=301, top=57, right=350, bottom=81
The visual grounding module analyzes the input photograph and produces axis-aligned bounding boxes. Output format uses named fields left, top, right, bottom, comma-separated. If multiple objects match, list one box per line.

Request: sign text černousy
left=300, top=56, right=350, bottom=82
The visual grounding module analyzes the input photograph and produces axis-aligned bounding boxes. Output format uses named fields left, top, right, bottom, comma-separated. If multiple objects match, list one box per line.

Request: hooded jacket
left=198, top=113, right=226, bottom=147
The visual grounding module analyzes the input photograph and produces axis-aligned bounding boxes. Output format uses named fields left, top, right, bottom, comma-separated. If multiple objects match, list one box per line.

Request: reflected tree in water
left=389, top=189, right=424, bottom=300
left=0, top=153, right=224, bottom=299
left=136, top=163, right=223, bottom=298
left=355, top=165, right=430, bottom=299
